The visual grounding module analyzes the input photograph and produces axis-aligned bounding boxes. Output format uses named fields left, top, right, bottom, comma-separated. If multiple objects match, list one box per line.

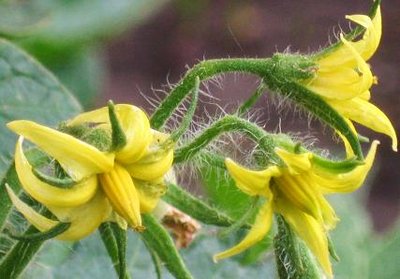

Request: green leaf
left=0, top=225, right=46, bottom=279
left=0, top=1, right=48, bottom=38
left=368, top=221, right=400, bottom=279
left=329, top=194, right=373, bottom=279
left=23, top=228, right=276, bottom=278
left=43, top=47, right=105, bottom=109
left=14, top=0, right=168, bottom=48
left=0, top=39, right=81, bottom=277
left=200, top=164, right=251, bottom=219
left=0, top=39, right=81, bottom=183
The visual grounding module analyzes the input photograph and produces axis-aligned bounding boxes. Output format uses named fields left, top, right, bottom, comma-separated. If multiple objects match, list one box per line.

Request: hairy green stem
left=150, top=58, right=271, bottom=130
left=174, top=115, right=278, bottom=164
left=169, top=76, right=200, bottom=143
left=151, top=54, right=362, bottom=158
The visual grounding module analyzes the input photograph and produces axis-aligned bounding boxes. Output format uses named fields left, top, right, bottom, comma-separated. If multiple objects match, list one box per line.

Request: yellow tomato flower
left=214, top=141, right=379, bottom=277
left=6, top=104, right=173, bottom=240
left=303, top=5, right=397, bottom=151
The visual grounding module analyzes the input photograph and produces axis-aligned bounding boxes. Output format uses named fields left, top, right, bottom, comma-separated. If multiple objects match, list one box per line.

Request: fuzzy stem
left=151, top=55, right=362, bottom=158
left=150, top=58, right=271, bottom=130
left=169, top=76, right=200, bottom=143
left=174, top=115, right=278, bottom=164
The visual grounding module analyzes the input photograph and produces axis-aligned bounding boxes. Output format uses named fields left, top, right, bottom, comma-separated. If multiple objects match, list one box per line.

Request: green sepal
left=274, top=215, right=321, bottom=279
left=327, top=234, right=340, bottom=262
left=142, top=240, right=163, bottom=279
left=163, top=183, right=238, bottom=228
left=141, top=214, right=193, bottom=279
left=99, top=222, right=130, bottom=279
left=237, top=81, right=266, bottom=116
left=218, top=196, right=259, bottom=238
left=0, top=225, right=45, bottom=279
left=108, top=100, right=127, bottom=151
left=311, top=155, right=363, bottom=173
left=32, top=167, right=76, bottom=188
left=265, top=80, right=363, bottom=159
left=6, top=222, right=70, bottom=242
left=168, top=76, right=200, bottom=143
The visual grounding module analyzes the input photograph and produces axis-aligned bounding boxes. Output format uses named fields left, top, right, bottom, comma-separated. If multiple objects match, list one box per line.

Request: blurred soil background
left=101, top=0, right=399, bottom=232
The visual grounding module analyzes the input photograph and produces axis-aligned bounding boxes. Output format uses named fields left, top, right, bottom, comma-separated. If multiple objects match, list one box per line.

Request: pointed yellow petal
left=307, top=52, right=373, bottom=100
left=99, top=164, right=143, bottom=231
left=336, top=118, right=357, bottom=158
left=314, top=140, right=379, bottom=194
left=346, top=6, right=381, bottom=61
left=329, top=98, right=397, bottom=151
left=67, top=106, right=109, bottom=126
left=5, top=184, right=58, bottom=232
left=7, top=121, right=114, bottom=181
left=275, top=148, right=312, bottom=174
left=275, top=174, right=321, bottom=221
left=275, top=197, right=332, bottom=277
left=225, top=158, right=280, bottom=197
left=317, top=6, right=381, bottom=69
left=67, top=104, right=153, bottom=163
left=48, top=189, right=112, bottom=241
left=14, top=137, right=98, bottom=207
left=213, top=201, right=273, bottom=261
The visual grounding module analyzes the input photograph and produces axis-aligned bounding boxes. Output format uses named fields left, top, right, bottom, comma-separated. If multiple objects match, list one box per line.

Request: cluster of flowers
left=4, top=3, right=396, bottom=278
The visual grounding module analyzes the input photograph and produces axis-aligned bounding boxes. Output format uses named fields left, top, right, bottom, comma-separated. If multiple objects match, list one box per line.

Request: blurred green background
left=0, top=0, right=398, bottom=278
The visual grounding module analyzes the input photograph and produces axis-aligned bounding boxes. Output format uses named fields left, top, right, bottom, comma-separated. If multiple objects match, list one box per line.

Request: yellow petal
left=67, top=104, right=152, bottom=163
left=7, top=121, right=114, bottom=181
left=275, top=148, right=312, bottom=174
left=329, top=98, right=397, bottom=151
left=48, top=189, right=112, bottom=241
left=67, top=106, right=109, bottom=126
left=99, top=164, right=143, bottom=231
left=317, top=6, right=381, bottom=69
left=275, top=174, right=321, bottom=221
left=336, top=118, right=357, bottom=158
left=213, top=200, right=273, bottom=261
left=5, top=184, right=58, bottom=231
left=275, top=197, right=332, bottom=277
left=314, top=140, right=379, bottom=194
left=114, top=105, right=152, bottom=164
left=306, top=53, right=373, bottom=100
left=225, top=158, right=280, bottom=197
left=126, top=149, right=173, bottom=181
left=14, top=137, right=98, bottom=207
left=346, top=6, right=381, bottom=61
